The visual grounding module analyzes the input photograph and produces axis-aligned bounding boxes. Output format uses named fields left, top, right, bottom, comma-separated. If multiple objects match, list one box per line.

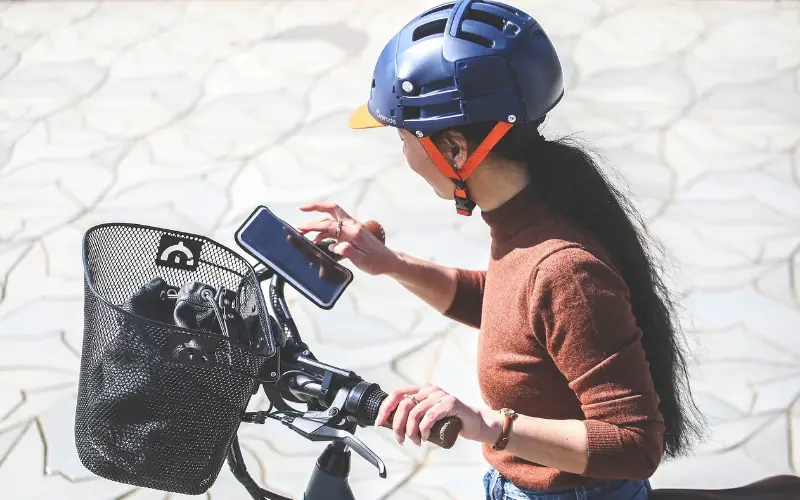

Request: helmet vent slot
left=403, top=107, right=421, bottom=120
left=458, top=30, right=493, bottom=48
left=466, top=7, right=506, bottom=31
left=413, top=19, right=448, bottom=41
left=421, top=77, right=456, bottom=94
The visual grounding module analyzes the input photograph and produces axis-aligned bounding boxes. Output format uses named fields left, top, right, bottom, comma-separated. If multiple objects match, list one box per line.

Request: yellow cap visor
left=348, top=104, right=386, bottom=129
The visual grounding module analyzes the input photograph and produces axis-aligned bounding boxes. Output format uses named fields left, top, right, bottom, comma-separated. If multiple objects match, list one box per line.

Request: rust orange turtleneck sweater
left=444, top=182, right=665, bottom=490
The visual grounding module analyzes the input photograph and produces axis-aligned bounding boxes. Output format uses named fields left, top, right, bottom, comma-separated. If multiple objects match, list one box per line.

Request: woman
left=298, top=1, right=702, bottom=499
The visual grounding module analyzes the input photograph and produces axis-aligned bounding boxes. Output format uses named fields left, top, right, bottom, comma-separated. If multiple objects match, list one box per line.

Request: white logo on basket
left=160, top=241, right=194, bottom=266
left=173, top=338, right=212, bottom=365
left=174, top=339, right=203, bottom=357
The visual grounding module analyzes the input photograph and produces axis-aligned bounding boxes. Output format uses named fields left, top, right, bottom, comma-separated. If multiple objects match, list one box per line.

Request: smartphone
left=235, top=206, right=353, bottom=309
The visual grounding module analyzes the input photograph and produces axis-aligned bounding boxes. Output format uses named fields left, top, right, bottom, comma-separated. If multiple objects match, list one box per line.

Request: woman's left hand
left=375, top=384, right=496, bottom=446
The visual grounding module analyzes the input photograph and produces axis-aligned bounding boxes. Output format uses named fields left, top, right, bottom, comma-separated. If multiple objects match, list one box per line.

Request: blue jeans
left=483, top=468, right=651, bottom=500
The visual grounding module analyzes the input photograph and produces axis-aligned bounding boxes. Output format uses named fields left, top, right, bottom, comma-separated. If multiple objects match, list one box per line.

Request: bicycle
left=74, top=222, right=799, bottom=500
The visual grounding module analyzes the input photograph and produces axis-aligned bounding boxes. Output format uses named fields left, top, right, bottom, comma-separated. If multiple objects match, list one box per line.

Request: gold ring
left=404, top=394, right=419, bottom=405
left=335, top=219, right=343, bottom=239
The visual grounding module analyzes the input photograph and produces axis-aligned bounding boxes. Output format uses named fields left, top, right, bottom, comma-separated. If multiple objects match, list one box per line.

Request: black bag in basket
left=76, top=223, right=277, bottom=495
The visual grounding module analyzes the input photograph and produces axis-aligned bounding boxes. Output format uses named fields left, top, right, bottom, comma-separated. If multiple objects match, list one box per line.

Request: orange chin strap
left=418, top=121, right=513, bottom=216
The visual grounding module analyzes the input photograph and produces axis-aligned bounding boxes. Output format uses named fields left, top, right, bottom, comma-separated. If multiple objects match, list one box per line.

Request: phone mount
left=235, top=207, right=355, bottom=310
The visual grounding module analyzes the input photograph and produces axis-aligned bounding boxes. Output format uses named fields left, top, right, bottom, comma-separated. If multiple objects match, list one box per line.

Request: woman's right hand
left=297, top=203, right=401, bottom=276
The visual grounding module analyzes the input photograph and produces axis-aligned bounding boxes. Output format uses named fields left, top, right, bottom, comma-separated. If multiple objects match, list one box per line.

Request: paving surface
left=1, top=0, right=799, bottom=499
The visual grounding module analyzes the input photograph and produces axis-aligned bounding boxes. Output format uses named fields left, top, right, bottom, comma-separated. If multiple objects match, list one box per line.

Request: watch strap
left=492, top=408, right=516, bottom=451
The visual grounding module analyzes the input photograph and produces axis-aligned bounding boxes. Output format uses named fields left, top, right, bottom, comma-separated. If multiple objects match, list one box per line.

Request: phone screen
left=235, top=206, right=353, bottom=309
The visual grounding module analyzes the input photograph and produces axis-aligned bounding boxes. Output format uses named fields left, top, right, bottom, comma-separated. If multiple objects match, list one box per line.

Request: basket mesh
left=76, top=223, right=275, bottom=494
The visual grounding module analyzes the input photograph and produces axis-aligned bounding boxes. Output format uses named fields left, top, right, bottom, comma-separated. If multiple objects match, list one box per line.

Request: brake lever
left=283, top=415, right=387, bottom=478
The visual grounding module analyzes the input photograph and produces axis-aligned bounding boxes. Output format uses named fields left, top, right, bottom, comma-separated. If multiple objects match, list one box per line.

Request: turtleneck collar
left=480, top=181, right=549, bottom=242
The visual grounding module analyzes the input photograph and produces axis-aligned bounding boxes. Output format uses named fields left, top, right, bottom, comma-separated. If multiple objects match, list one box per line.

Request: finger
left=406, top=390, right=448, bottom=446
left=330, top=241, right=364, bottom=260
left=298, top=203, right=351, bottom=221
left=392, top=385, right=439, bottom=445
left=296, top=219, right=336, bottom=235
left=298, top=219, right=363, bottom=243
left=375, top=397, right=399, bottom=427
left=312, top=233, right=330, bottom=244
left=405, top=384, right=441, bottom=403
left=338, top=220, right=366, bottom=241
left=392, top=396, right=420, bottom=445
left=375, top=386, right=425, bottom=427
left=419, top=395, right=457, bottom=442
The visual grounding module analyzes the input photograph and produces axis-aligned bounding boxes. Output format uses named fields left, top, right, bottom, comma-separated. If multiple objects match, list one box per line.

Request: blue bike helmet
left=349, top=0, right=564, bottom=215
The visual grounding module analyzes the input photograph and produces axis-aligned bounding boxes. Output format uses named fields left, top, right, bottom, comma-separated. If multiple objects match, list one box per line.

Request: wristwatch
left=492, top=408, right=517, bottom=451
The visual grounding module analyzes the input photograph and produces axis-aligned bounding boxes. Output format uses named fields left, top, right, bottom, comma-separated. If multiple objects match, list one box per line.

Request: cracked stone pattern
left=1, top=0, right=799, bottom=498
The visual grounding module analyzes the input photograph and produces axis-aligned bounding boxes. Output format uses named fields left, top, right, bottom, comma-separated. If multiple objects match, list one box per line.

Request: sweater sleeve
left=443, top=268, right=486, bottom=329
left=530, top=248, right=665, bottom=480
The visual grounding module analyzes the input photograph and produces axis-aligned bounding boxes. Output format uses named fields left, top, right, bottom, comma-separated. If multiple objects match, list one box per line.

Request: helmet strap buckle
left=452, top=178, right=476, bottom=216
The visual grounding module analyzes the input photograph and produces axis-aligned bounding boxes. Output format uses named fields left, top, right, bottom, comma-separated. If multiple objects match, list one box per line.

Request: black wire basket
left=75, top=223, right=277, bottom=495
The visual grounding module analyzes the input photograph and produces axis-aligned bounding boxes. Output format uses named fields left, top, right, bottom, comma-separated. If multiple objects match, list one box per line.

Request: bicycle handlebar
left=284, top=369, right=461, bottom=449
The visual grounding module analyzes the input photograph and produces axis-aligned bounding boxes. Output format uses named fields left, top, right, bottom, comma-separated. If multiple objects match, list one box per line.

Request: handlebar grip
left=380, top=413, right=462, bottom=449
left=361, top=386, right=461, bottom=449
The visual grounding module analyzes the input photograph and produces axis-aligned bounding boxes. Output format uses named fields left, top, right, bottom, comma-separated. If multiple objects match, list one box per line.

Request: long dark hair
left=434, top=120, right=704, bottom=458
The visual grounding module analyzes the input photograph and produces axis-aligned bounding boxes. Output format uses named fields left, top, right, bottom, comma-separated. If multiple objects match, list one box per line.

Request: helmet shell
left=354, top=0, right=564, bottom=137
